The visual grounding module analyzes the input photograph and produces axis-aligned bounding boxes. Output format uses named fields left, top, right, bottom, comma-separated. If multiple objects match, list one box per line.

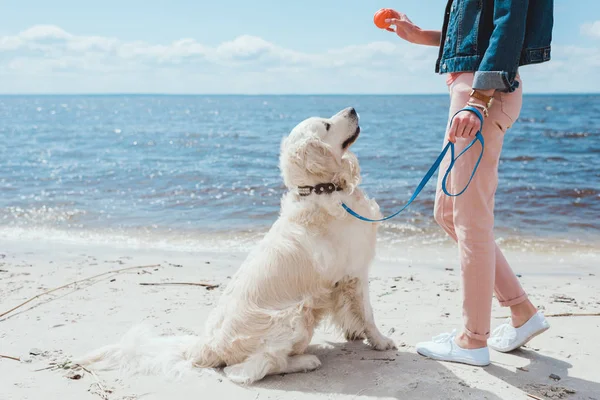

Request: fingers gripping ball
left=373, top=8, right=400, bottom=30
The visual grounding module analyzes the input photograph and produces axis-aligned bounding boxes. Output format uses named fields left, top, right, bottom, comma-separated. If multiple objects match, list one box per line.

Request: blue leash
left=342, top=106, right=485, bottom=223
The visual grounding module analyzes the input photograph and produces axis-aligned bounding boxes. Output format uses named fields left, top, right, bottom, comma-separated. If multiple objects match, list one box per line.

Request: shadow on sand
left=485, top=348, right=600, bottom=400
left=254, top=341, right=504, bottom=399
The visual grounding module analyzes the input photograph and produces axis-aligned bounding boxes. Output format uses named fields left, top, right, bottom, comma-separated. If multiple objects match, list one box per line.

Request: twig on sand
left=0, top=354, right=21, bottom=361
left=77, top=364, right=112, bottom=400
left=78, top=364, right=105, bottom=389
left=0, top=264, right=160, bottom=319
left=495, top=312, right=600, bottom=319
left=34, top=365, right=55, bottom=372
left=40, top=361, right=112, bottom=399
left=526, top=393, right=544, bottom=400
left=140, top=282, right=219, bottom=290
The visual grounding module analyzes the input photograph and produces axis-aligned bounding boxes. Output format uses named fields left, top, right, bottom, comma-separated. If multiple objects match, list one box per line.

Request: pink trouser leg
left=433, top=73, right=528, bottom=341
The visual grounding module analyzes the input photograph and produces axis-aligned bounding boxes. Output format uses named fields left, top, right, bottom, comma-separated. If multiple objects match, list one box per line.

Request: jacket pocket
left=456, top=0, right=483, bottom=56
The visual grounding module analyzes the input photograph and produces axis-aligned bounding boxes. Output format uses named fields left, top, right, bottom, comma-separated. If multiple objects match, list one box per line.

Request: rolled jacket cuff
left=472, top=71, right=519, bottom=93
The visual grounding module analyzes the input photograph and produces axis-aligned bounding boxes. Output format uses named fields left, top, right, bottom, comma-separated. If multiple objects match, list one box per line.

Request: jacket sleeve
left=473, top=0, right=529, bottom=92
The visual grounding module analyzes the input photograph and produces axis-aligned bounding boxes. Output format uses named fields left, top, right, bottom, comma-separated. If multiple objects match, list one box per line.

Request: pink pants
left=434, top=72, right=528, bottom=341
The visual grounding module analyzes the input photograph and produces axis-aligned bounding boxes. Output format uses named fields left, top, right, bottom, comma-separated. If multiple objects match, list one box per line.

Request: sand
left=1, top=237, right=599, bottom=400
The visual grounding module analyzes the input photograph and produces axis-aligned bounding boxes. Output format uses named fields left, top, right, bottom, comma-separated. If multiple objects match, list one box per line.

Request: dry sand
left=1, top=237, right=599, bottom=400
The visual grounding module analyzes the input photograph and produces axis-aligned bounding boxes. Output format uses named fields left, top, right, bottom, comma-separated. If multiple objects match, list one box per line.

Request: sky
left=0, top=0, right=599, bottom=94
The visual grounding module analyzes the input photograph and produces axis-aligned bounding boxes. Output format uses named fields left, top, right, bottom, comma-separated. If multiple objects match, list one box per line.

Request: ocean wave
left=517, top=117, right=545, bottom=123
left=504, top=186, right=599, bottom=199
left=1, top=205, right=87, bottom=225
left=543, top=131, right=597, bottom=139
left=502, top=155, right=537, bottom=162
left=0, top=226, right=265, bottom=253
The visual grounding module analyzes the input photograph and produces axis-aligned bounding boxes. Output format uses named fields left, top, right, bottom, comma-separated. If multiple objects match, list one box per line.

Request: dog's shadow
left=253, top=341, right=504, bottom=399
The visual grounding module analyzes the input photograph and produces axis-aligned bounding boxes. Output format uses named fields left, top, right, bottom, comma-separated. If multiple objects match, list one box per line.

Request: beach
left=2, top=236, right=599, bottom=400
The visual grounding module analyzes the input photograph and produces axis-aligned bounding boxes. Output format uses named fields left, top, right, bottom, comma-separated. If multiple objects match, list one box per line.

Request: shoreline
left=1, top=224, right=599, bottom=257
left=1, top=238, right=599, bottom=399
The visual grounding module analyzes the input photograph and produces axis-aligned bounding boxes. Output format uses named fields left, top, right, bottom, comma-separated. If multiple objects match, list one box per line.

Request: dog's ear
left=296, top=136, right=335, bottom=178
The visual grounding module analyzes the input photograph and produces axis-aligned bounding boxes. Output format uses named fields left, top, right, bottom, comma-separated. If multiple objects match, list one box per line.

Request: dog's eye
left=324, top=122, right=331, bottom=131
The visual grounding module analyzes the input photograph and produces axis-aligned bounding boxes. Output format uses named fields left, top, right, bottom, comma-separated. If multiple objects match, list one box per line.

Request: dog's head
left=280, top=107, right=361, bottom=192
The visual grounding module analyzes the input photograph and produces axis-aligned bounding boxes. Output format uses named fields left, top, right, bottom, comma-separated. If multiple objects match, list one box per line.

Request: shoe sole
left=416, top=349, right=490, bottom=367
left=490, top=325, right=550, bottom=353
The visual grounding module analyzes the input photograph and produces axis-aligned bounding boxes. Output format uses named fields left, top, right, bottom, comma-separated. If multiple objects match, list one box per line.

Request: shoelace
left=432, top=329, right=457, bottom=343
left=490, top=318, right=518, bottom=347
left=491, top=318, right=514, bottom=337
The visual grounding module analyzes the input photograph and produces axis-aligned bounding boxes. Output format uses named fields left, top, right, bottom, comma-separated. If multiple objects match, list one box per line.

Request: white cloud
left=0, top=36, right=22, bottom=51
left=216, top=35, right=274, bottom=61
left=581, top=21, right=600, bottom=39
left=19, top=25, right=73, bottom=40
left=0, top=25, right=597, bottom=93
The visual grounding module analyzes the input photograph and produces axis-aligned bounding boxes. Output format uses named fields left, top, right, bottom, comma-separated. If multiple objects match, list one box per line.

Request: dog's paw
left=290, top=354, right=322, bottom=372
left=224, top=364, right=256, bottom=385
left=344, top=330, right=366, bottom=341
left=368, top=335, right=397, bottom=351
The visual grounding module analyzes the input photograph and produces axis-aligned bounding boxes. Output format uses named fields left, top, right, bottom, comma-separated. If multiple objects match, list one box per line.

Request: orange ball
left=373, top=8, right=400, bottom=29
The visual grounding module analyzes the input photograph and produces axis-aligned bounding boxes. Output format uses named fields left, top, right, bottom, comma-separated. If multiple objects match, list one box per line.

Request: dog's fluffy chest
left=284, top=189, right=381, bottom=283
left=319, top=215, right=377, bottom=281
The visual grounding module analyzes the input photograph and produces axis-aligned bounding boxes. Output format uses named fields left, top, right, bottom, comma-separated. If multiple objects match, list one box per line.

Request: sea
left=1, top=94, right=598, bottom=253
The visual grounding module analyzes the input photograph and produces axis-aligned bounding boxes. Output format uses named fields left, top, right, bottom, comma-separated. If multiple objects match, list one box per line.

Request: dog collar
left=297, top=183, right=343, bottom=197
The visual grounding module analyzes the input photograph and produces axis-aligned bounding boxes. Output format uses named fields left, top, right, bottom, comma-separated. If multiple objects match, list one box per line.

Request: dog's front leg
left=356, top=277, right=396, bottom=350
left=332, top=277, right=396, bottom=350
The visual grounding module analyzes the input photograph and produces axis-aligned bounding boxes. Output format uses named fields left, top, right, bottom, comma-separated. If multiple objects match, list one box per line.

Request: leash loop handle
left=441, top=106, right=485, bottom=197
left=341, top=106, right=484, bottom=223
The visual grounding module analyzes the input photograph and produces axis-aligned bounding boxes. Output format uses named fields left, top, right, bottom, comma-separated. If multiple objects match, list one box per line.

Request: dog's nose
left=333, top=107, right=358, bottom=119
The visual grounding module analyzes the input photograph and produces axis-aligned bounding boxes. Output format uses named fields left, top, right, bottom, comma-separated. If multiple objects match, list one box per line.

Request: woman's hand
left=386, top=14, right=442, bottom=46
left=385, top=13, right=418, bottom=39
left=447, top=110, right=483, bottom=143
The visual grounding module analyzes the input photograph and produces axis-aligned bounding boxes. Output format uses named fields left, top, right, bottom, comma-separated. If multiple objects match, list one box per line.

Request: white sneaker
left=415, top=330, right=490, bottom=367
left=489, top=311, right=550, bottom=353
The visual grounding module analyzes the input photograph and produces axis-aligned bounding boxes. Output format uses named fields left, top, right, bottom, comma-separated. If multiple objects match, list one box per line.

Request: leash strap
left=341, top=106, right=485, bottom=222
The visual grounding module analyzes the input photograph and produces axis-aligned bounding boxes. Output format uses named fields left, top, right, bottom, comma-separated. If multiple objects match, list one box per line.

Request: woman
left=387, top=1, right=554, bottom=366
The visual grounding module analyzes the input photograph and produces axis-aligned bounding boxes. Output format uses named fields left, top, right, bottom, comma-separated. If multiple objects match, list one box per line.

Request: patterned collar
left=297, top=183, right=343, bottom=197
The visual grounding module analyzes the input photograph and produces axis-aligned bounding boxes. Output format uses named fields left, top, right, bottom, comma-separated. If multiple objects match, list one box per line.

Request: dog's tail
left=74, top=325, right=222, bottom=378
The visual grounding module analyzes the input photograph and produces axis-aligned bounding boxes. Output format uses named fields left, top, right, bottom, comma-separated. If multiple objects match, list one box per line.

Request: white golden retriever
left=77, top=107, right=394, bottom=384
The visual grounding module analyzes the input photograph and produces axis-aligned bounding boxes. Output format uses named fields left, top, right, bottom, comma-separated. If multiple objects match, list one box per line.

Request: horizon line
left=0, top=92, right=598, bottom=96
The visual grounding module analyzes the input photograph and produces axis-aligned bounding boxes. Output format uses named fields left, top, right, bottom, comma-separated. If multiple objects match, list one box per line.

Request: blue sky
left=1, top=0, right=599, bottom=94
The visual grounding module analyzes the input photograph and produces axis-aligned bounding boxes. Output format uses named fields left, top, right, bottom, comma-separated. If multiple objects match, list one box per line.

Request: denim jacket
left=436, top=0, right=554, bottom=92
